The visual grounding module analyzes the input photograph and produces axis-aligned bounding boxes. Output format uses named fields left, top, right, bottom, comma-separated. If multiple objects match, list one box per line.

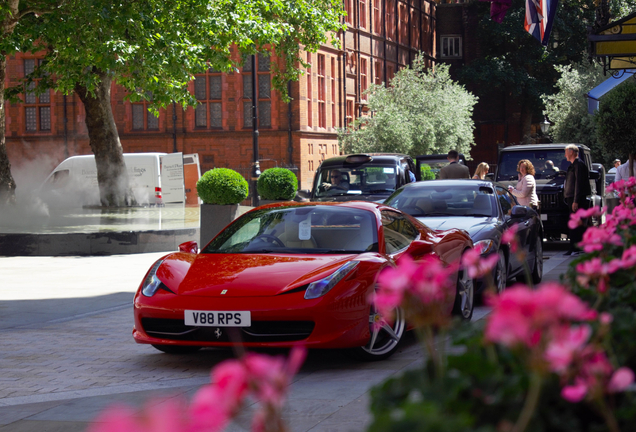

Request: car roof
left=400, top=179, right=495, bottom=188
left=501, top=143, right=591, bottom=152
left=319, top=153, right=412, bottom=168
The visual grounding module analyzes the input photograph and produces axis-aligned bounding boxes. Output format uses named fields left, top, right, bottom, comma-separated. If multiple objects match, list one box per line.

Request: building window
left=346, top=99, right=354, bottom=125
left=373, top=0, right=382, bottom=34
left=398, top=3, right=407, bottom=44
left=441, top=36, right=462, bottom=58
left=306, top=53, right=313, bottom=128
left=345, top=0, right=353, bottom=25
left=387, top=0, right=396, bottom=40
left=309, top=160, right=314, bottom=172
left=23, top=59, right=51, bottom=132
left=360, top=58, right=368, bottom=99
left=318, top=54, right=326, bottom=128
left=193, top=68, right=223, bottom=129
left=132, top=91, right=160, bottom=131
left=243, top=53, right=271, bottom=128
left=360, top=0, right=367, bottom=29
left=374, top=60, right=383, bottom=85
left=308, top=143, right=313, bottom=155
left=387, top=64, right=395, bottom=82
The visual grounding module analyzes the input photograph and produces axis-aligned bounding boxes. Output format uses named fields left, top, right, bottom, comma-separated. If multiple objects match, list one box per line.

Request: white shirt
left=615, top=162, right=634, bottom=182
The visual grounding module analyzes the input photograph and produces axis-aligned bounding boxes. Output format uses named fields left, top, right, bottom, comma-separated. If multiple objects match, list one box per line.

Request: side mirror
left=179, top=240, right=198, bottom=254
left=405, top=239, right=433, bottom=257
left=511, top=205, right=529, bottom=218
left=589, top=170, right=600, bottom=180
left=297, top=189, right=311, bottom=199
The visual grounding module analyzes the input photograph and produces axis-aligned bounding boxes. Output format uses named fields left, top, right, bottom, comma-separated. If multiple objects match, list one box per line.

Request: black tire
left=531, top=235, right=543, bottom=285
left=152, top=345, right=202, bottom=354
left=495, top=249, right=508, bottom=294
left=452, top=265, right=474, bottom=321
left=348, top=306, right=406, bottom=361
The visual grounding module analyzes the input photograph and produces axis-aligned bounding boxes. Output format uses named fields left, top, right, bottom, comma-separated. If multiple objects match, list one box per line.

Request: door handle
left=524, top=221, right=530, bottom=226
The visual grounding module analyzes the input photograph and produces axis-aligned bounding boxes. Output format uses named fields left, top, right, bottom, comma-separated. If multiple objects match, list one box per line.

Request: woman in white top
left=508, top=159, right=539, bottom=209
left=472, top=162, right=490, bottom=180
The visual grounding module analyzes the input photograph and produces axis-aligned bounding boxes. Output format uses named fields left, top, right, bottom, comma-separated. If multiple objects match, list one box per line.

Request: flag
left=525, top=0, right=558, bottom=46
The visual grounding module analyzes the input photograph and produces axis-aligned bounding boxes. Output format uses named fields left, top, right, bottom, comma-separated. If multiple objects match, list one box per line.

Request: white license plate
left=541, top=213, right=548, bottom=221
left=184, top=310, right=251, bottom=327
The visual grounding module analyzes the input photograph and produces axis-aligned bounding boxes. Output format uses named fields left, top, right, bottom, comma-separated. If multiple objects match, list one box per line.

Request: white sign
left=160, top=153, right=185, bottom=203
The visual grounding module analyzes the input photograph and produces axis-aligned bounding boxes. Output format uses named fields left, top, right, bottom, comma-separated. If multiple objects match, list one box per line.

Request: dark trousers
left=565, top=197, right=588, bottom=251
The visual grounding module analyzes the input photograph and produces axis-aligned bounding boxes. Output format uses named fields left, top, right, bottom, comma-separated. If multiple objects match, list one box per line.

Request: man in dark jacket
left=439, top=150, right=470, bottom=179
left=564, top=144, right=591, bottom=255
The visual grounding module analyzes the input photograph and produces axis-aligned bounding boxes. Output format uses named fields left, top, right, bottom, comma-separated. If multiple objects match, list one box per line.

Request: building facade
left=4, top=0, right=437, bottom=193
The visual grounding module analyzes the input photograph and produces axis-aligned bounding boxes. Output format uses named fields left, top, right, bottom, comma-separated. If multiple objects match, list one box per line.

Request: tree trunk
left=74, top=72, right=136, bottom=207
left=0, top=54, right=17, bottom=206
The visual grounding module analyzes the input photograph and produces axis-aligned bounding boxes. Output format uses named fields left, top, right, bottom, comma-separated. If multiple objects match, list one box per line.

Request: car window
left=495, top=186, right=514, bottom=215
left=202, top=206, right=379, bottom=254
left=314, top=165, right=398, bottom=198
left=381, top=210, right=418, bottom=254
left=385, top=184, right=496, bottom=217
left=497, top=150, right=570, bottom=181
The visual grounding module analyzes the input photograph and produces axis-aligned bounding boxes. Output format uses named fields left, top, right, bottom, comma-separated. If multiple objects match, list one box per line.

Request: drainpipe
left=287, top=80, right=293, bottom=165
left=172, top=101, right=178, bottom=153
left=63, top=95, right=69, bottom=158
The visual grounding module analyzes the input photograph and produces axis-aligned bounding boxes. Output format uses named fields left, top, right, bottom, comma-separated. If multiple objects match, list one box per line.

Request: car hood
left=155, top=252, right=359, bottom=297
left=415, top=216, right=496, bottom=238
left=313, top=193, right=392, bottom=203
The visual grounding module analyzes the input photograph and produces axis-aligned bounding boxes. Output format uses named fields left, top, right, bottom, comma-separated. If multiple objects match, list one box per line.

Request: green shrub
left=257, top=168, right=298, bottom=200
left=196, top=168, right=249, bottom=205
left=420, top=164, right=436, bottom=180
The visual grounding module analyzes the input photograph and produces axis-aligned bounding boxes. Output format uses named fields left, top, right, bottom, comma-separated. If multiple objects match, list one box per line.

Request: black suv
left=305, top=153, right=417, bottom=203
left=494, top=144, right=603, bottom=240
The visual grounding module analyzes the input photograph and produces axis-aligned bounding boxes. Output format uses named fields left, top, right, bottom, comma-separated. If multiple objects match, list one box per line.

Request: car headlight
left=474, top=239, right=496, bottom=255
left=141, top=260, right=166, bottom=297
left=304, top=261, right=360, bottom=300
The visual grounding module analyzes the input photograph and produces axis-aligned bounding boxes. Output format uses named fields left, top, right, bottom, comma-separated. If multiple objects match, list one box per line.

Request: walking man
left=563, top=144, right=591, bottom=255
left=439, top=150, right=470, bottom=179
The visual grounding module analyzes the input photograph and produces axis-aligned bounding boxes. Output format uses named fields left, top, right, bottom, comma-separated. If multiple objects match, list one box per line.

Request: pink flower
left=544, top=325, right=591, bottom=373
left=568, top=206, right=604, bottom=230
left=485, top=284, right=596, bottom=348
left=562, top=379, right=588, bottom=402
left=599, top=312, right=613, bottom=325
left=461, top=245, right=499, bottom=279
left=579, top=226, right=622, bottom=253
left=607, top=367, right=635, bottom=393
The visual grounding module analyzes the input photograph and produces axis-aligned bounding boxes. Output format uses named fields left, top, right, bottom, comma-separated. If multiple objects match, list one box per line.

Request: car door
left=495, top=186, right=532, bottom=272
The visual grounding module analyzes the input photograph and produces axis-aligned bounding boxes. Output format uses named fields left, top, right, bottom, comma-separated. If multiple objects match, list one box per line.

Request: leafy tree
left=3, top=0, right=344, bottom=206
left=541, top=62, right=612, bottom=164
left=596, top=81, right=636, bottom=176
left=0, top=0, right=62, bottom=205
left=457, top=0, right=596, bottom=142
left=338, top=59, right=477, bottom=158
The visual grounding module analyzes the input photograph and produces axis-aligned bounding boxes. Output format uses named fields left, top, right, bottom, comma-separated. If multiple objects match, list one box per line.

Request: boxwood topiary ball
left=196, top=168, right=249, bottom=205
left=257, top=168, right=298, bottom=200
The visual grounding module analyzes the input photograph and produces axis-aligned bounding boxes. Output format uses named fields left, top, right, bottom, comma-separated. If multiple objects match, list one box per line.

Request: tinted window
left=314, top=165, right=398, bottom=198
left=381, top=210, right=418, bottom=254
left=496, top=186, right=515, bottom=215
left=497, top=149, right=570, bottom=181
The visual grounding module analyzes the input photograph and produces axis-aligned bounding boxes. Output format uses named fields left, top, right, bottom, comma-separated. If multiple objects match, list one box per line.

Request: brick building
left=4, top=0, right=437, bottom=192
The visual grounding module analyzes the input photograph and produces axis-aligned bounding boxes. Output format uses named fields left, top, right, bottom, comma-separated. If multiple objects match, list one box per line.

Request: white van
left=41, top=153, right=167, bottom=206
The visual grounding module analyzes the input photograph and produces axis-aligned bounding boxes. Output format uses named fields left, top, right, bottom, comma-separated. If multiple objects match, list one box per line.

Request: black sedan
left=384, top=180, right=544, bottom=294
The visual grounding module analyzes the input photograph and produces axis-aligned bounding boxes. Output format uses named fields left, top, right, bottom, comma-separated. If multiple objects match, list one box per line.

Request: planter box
left=199, top=204, right=252, bottom=246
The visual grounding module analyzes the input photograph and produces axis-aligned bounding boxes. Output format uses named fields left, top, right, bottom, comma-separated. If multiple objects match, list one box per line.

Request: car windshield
left=314, top=165, right=398, bottom=198
left=496, top=150, right=571, bottom=182
left=202, top=206, right=379, bottom=254
left=385, top=184, right=496, bottom=217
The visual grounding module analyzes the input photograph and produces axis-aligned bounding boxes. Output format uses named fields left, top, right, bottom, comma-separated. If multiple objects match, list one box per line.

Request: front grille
left=538, top=192, right=563, bottom=210
left=141, top=318, right=315, bottom=343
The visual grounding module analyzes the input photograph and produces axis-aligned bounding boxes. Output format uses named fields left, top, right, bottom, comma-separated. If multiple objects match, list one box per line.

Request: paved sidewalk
left=0, top=247, right=574, bottom=432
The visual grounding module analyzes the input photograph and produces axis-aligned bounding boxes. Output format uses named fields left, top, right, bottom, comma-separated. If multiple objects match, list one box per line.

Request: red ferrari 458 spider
left=133, top=201, right=473, bottom=360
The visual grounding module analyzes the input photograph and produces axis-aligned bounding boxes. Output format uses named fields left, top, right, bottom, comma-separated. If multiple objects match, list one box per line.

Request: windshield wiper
left=462, top=213, right=491, bottom=217
left=365, top=189, right=394, bottom=193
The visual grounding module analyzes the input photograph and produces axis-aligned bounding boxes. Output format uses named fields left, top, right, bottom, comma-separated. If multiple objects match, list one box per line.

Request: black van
left=493, top=144, right=603, bottom=240
left=303, top=153, right=417, bottom=203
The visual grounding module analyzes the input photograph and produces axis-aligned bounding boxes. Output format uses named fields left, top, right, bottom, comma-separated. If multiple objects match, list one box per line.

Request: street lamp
left=540, top=115, right=551, bottom=135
